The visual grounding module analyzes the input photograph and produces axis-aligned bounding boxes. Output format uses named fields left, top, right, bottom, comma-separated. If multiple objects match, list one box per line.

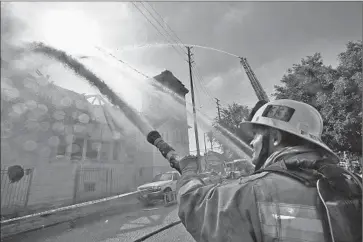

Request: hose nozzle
left=147, top=131, right=181, bottom=173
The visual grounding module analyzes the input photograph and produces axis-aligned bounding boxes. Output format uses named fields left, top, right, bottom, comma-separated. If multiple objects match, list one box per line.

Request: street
left=2, top=204, right=195, bottom=242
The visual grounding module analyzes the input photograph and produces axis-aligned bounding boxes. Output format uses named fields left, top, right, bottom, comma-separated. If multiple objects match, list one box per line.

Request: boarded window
left=84, top=182, right=96, bottom=192
left=56, top=136, right=67, bottom=156
left=86, top=140, right=100, bottom=160
left=100, top=142, right=110, bottom=162
left=112, top=142, right=119, bottom=161
left=71, top=138, right=84, bottom=160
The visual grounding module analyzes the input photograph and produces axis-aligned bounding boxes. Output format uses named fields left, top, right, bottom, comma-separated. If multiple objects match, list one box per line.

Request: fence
left=1, top=168, right=34, bottom=217
left=74, top=167, right=110, bottom=203
left=73, top=167, right=137, bottom=203
left=1, top=165, right=151, bottom=217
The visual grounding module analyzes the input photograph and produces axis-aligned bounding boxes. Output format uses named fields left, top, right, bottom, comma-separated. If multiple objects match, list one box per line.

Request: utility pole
left=187, top=46, right=201, bottom=168
left=215, top=98, right=221, bottom=121
left=203, top=133, right=207, bottom=155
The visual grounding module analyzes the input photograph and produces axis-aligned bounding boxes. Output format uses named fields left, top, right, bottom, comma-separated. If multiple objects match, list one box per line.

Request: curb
left=1, top=192, right=141, bottom=239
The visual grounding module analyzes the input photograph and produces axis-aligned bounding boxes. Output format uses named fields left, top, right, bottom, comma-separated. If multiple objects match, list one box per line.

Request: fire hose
left=30, top=42, right=253, bottom=241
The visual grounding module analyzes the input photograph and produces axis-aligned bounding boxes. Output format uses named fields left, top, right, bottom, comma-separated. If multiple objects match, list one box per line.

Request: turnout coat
left=176, top=146, right=362, bottom=242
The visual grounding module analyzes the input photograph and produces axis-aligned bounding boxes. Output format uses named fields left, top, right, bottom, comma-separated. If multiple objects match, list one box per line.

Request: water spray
left=31, top=42, right=255, bottom=174
left=97, top=45, right=254, bottom=158
left=116, top=43, right=240, bottom=58
left=31, top=42, right=182, bottom=173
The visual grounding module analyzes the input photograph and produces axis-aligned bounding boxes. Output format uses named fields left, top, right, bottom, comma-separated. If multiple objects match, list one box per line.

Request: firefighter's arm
left=176, top=156, right=261, bottom=242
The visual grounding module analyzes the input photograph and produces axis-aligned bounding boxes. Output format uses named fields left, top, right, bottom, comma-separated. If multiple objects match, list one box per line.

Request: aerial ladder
left=239, top=57, right=270, bottom=102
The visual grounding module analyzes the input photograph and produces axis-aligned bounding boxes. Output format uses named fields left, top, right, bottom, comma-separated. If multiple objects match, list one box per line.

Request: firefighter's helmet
left=239, top=99, right=339, bottom=162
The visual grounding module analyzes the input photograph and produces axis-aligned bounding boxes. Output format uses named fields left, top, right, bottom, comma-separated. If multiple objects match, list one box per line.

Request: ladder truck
left=239, top=57, right=270, bottom=102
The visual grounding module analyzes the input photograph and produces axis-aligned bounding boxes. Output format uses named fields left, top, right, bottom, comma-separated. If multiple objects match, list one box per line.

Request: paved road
left=2, top=204, right=195, bottom=242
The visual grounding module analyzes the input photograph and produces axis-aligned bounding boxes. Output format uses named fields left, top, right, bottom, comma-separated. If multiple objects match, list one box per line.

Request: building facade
left=1, top=73, right=139, bottom=216
left=1, top=69, right=190, bottom=217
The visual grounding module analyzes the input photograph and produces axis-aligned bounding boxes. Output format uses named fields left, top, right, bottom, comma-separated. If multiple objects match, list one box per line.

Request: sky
left=2, top=2, right=362, bottom=155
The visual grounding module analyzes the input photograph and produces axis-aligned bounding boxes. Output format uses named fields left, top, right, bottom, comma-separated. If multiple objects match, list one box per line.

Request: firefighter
left=176, top=99, right=362, bottom=242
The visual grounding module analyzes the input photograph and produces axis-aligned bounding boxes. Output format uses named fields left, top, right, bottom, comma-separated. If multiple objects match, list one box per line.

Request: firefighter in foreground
left=176, top=99, right=362, bottom=242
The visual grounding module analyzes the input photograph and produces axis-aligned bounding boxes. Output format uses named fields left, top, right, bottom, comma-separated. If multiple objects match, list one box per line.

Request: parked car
left=137, top=171, right=180, bottom=206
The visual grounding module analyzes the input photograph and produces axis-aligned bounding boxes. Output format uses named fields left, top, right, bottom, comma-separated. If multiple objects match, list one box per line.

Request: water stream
left=116, top=43, right=241, bottom=59
left=3, top=41, right=252, bottom=165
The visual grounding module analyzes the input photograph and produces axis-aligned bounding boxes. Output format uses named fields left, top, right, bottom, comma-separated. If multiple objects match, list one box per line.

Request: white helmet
left=239, top=99, right=339, bottom=162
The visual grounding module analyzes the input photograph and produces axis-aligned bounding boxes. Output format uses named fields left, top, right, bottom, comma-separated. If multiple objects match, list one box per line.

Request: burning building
left=0, top=69, right=189, bottom=216
left=131, top=70, right=190, bottom=181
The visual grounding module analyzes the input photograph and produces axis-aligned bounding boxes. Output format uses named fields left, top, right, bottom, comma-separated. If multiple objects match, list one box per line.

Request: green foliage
left=206, top=130, right=215, bottom=143
left=212, top=102, right=251, bottom=160
left=216, top=102, right=250, bottom=131
left=205, top=130, right=216, bottom=150
left=273, top=40, right=362, bottom=155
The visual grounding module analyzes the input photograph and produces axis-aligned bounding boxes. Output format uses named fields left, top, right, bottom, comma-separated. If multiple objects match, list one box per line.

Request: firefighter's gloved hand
left=179, top=155, right=199, bottom=175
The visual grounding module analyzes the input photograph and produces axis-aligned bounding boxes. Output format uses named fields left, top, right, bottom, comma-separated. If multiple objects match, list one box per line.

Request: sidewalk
left=2, top=203, right=181, bottom=242
left=1, top=191, right=142, bottom=239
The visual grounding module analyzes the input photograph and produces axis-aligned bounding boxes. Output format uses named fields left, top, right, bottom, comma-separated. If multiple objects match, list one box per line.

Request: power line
left=132, top=2, right=230, bottom=112
left=98, top=51, right=226, bottom=126
left=144, top=2, right=187, bottom=49
left=96, top=45, right=221, bottom=124
left=193, top=71, right=216, bottom=106
left=189, top=55, right=219, bottom=102
left=95, top=46, right=150, bottom=79
left=193, top=73, right=217, bottom=112
left=131, top=2, right=188, bottom=62
left=191, top=67, right=210, bottom=101
left=191, top=60, right=230, bottom=108
left=192, top=65, right=217, bottom=104
left=133, top=2, right=186, bottom=60
left=134, top=3, right=210, bottom=112
left=97, top=11, right=224, bottom=122
left=185, top=53, right=217, bottom=104
left=139, top=2, right=187, bottom=56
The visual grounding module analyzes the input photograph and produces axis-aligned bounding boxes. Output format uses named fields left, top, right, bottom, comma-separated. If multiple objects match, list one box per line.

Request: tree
left=273, top=41, right=362, bottom=157
left=206, top=130, right=216, bottom=151
left=322, top=41, right=362, bottom=155
left=273, top=53, right=337, bottom=106
left=212, top=102, right=251, bottom=160
left=217, top=103, right=250, bottom=130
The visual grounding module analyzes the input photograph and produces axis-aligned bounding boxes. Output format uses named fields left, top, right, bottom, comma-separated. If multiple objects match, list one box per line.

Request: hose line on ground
left=133, top=220, right=182, bottom=242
